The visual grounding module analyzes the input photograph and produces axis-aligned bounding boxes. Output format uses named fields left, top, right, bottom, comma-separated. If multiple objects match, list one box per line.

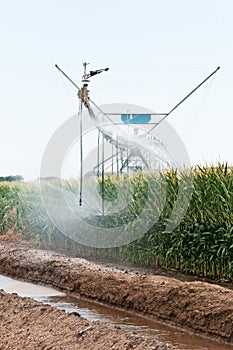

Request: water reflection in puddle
left=1, top=274, right=233, bottom=350
left=0, top=274, right=64, bottom=297
left=37, top=294, right=233, bottom=350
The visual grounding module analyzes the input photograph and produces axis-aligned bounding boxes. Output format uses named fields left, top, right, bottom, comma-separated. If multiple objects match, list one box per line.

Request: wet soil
left=0, top=290, right=175, bottom=350
left=2, top=274, right=232, bottom=350
left=0, top=242, right=233, bottom=347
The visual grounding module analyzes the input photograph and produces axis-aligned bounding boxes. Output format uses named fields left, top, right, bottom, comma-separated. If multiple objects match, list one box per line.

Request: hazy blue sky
left=1, top=0, right=232, bottom=180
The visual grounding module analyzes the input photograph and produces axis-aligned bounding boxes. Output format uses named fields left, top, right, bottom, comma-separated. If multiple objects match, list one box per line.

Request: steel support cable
left=88, top=99, right=171, bottom=173
left=86, top=96, right=107, bottom=215
left=87, top=98, right=136, bottom=148
left=86, top=93, right=175, bottom=176
left=85, top=99, right=129, bottom=149
left=88, top=97, right=116, bottom=125
left=85, top=100, right=123, bottom=173
left=183, top=71, right=218, bottom=137
left=86, top=99, right=171, bottom=163
left=148, top=66, right=220, bottom=134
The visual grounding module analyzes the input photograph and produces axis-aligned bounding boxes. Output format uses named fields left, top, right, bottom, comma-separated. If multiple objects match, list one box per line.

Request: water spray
left=55, top=63, right=220, bottom=215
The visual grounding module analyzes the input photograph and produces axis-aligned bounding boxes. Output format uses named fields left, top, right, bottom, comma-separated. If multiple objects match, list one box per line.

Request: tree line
left=0, top=175, right=23, bottom=182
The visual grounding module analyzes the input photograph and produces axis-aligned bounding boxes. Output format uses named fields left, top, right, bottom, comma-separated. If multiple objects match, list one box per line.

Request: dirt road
left=0, top=242, right=233, bottom=347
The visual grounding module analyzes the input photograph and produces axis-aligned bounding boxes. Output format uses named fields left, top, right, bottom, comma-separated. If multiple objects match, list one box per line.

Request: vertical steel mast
left=55, top=62, right=109, bottom=208
left=78, top=62, right=89, bottom=205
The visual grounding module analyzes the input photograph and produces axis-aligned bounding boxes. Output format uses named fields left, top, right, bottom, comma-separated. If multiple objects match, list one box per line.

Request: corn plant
left=0, top=163, right=232, bottom=281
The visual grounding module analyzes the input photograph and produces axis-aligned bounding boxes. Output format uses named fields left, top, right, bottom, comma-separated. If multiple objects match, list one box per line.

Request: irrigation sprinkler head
left=82, top=67, right=109, bottom=82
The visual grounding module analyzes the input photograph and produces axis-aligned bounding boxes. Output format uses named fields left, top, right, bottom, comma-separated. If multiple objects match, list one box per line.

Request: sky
left=0, top=0, right=232, bottom=180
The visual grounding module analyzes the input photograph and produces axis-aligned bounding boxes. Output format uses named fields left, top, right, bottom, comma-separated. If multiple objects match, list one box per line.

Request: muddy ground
left=0, top=242, right=233, bottom=348
left=0, top=290, right=176, bottom=350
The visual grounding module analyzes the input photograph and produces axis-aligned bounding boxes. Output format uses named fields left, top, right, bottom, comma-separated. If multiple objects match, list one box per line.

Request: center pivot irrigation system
left=55, top=63, right=220, bottom=211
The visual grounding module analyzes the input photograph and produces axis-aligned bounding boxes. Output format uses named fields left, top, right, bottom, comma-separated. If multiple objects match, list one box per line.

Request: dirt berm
left=0, top=243, right=233, bottom=344
left=0, top=290, right=176, bottom=350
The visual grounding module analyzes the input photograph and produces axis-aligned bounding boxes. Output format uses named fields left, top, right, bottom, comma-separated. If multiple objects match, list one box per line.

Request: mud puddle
left=1, top=274, right=233, bottom=350
left=0, top=274, right=64, bottom=297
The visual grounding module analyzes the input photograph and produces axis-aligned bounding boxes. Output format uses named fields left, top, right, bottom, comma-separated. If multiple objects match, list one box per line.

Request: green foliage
left=121, top=163, right=233, bottom=281
left=0, top=183, right=20, bottom=233
left=0, top=175, right=23, bottom=182
left=0, top=163, right=232, bottom=281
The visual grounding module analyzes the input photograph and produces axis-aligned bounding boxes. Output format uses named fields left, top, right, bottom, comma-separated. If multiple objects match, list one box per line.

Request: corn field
left=0, top=163, right=232, bottom=281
